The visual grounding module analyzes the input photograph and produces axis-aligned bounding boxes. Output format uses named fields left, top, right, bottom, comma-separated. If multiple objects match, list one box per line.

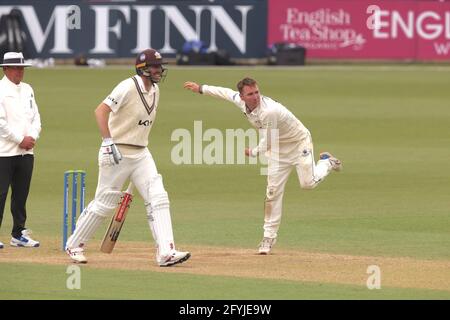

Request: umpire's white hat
left=0, top=52, right=32, bottom=67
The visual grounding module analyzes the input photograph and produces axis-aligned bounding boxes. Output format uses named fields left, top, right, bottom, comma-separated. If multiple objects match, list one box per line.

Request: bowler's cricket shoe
left=159, top=250, right=191, bottom=267
left=319, top=152, right=343, bottom=172
left=66, top=247, right=88, bottom=264
left=0, top=241, right=4, bottom=249
left=10, top=229, right=40, bottom=247
left=258, top=237, right=277, bottom=254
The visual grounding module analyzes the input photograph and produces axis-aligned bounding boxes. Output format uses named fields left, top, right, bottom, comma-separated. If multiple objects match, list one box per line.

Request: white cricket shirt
left=103, top=75, right=159, bottom=149
left=0, top=76, right=41, bottom=156
left=201, top=85, right=310, bottom=156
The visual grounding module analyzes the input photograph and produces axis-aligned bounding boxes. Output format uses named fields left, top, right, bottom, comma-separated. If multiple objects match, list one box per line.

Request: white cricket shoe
left=66, top=247, right=88, bottom=264
left=10, top=229, right=40, bottom=247
left=158, top=250, right=191, bottom=267
left=258, top=237, right=277, bottom=255
left=0, top=241, right=4, bottom=249
left=319, top=152, right=342, bottom=172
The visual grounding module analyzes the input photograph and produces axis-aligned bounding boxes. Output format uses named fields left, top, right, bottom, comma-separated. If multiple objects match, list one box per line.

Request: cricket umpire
left=184, top=78, right=342, bottom=254
left=66, top=49, right=190, bottom=266
left=0, top=52, right=41, bottom=249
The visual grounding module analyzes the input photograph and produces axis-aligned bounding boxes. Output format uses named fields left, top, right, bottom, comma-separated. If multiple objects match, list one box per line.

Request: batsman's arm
left=96, top=103, right=122, bottom=165
left=95, top=103, right=113, bottom=139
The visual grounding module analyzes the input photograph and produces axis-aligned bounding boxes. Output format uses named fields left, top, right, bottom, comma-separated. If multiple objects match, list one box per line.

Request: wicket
left=63, top=170, right=86, bottom=250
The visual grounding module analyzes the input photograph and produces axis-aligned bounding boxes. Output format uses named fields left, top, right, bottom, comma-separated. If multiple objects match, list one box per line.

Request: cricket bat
left=100, top=182, right=134, bottom=253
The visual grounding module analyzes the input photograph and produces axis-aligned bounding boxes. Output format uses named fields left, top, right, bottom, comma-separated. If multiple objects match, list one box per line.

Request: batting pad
left=146, top=192, right=175, bottom=258
left=94, top=190, right=124, bottom=216
left=65, top=206, right=105, bottom=249
left=66, top=191, right=123, bottom=249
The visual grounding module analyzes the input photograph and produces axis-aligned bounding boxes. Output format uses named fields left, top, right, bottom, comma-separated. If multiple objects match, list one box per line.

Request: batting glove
left=100, top=138, right=122, bottom=166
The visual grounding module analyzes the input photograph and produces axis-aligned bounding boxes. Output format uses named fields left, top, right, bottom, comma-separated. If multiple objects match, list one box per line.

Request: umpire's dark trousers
left=0, top=155, right=34, bottom=239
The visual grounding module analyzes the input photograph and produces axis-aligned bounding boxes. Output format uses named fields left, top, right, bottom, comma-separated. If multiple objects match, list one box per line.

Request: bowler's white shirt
left=201, top=85, right=310, bottom=156
left=0, top=76, right=41, bottom=156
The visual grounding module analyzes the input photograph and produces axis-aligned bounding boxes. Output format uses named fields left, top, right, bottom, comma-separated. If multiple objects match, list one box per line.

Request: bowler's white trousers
left=263, top=133, right=332, bottom=239
left=66, top=148, right=176, bottom=259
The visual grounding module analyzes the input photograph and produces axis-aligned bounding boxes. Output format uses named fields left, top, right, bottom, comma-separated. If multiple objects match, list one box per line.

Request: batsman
left=65, top=49, right=190, bottom=266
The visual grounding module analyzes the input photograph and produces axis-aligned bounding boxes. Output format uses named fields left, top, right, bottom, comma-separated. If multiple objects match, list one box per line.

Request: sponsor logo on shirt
left=138, top=120, right=152, bottom=126
left=107, top=96, right=118, bottom=105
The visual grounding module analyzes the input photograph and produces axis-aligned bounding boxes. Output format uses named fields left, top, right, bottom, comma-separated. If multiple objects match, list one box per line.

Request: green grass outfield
left=0, top=65, right=449, bottom=299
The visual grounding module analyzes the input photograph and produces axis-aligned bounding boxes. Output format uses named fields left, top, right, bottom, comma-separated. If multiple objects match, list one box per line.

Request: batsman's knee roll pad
left=148, top=175, right=170, bottom=206
left=93, top=190, right=123, bottom=217
left=147, top=192, right=170, bottom=212
left=145, top=192, right=170, bottom=223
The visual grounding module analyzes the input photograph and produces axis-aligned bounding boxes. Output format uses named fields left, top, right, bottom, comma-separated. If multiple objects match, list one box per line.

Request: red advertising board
left=268, top=0, right=450, bottom=60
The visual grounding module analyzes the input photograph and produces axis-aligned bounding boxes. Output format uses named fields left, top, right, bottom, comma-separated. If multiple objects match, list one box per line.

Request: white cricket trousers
left=66, top=148, right=177, bottom=258
left=263, top=134, right=332, bottom=239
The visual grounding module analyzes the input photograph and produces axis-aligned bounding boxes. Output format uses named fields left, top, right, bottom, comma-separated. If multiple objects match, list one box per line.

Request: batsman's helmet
left=135, top=48, right=167, bottom=83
